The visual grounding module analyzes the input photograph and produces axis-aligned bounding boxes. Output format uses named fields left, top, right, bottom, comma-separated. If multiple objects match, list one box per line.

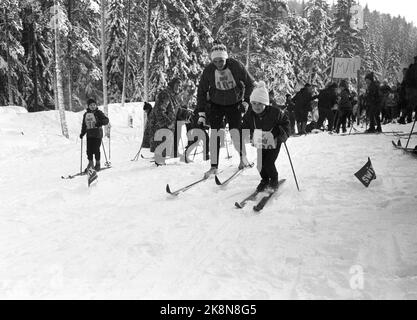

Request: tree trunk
left=32, top=39, right=39, bottom=112
left=67, top=0, right=73, bottom=112
left=144, top=0, right=151, bottom=102
left=54, top=1, right=69, bottom=138
left=5, top=8, right=13, bottom=105
left=246, top=15, right=252, bottom=71
left=121, top=0, right=132, bottom=108
left=101, top=0, right=109, bottom=137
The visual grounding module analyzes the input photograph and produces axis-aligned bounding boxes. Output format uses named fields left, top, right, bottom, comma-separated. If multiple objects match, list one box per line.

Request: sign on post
left=331, top=57, right=361, bottom=79
left=350, top=5, right=364, bottom=30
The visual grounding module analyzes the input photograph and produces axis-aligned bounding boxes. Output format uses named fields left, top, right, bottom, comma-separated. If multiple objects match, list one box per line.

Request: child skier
left=79, top=98, right=109, bottom=172
left=241, top=81, right=291, bottom=191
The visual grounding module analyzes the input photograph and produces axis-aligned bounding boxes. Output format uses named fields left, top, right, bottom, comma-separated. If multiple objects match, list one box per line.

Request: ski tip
left=235, top=202, right=243, bottom=209
left=166, top=184, right=179, bottom=196
left=215, top=175, right=222, bottom=186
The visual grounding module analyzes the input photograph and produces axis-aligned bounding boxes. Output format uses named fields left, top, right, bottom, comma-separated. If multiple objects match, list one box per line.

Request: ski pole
left=283, top=141, right=300, bottom=192
left=80, top=137, right=83, bottom=174
left=405, top=117, right=417, bottom=149
left=108, top=125, right=111, bottom=161
left=192, top=141, right=199, bottom=161
left=101, top=141, right=111, bottom=167
left=224, top=128, right=232, bottom=159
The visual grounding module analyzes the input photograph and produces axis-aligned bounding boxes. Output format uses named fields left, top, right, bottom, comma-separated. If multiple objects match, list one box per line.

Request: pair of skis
left=234, top=179, right=286, bottom=212
left=61, top=166, right=111, bottom=179
left=166, top=164, right=253, bottom=196
left=62, top=166, right=111, bottom=187
left=166, top=164, right=284, bottom=211
left=391, top=140, right=417, bottom=155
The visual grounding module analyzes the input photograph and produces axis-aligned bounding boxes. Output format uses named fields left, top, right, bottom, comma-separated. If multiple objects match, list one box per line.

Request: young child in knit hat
left=241, top=81, right=291, bottom=191
left=79, top=98, right=109, bottom=172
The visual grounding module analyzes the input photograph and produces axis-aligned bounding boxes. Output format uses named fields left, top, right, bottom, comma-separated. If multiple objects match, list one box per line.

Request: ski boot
left=204, top=166, right=218, bottom=179
left=84, top=160, right=94, bottom=173
left=269, top=178, right=279, bottom=191
left=256, top=179, right=270, bottom=192
left=94, top=160, right=101, bottom=172
left=238, top=155, right=251, bottom=170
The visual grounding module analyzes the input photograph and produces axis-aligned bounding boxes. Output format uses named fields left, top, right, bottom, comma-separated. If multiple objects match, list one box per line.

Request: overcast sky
left=333, top=0, right=417, bottom=25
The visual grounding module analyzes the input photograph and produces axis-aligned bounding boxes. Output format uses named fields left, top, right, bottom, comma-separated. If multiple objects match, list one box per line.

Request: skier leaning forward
left=196, top=43, right=255, bottom=178
left=241, top=81, right=291, bottom=191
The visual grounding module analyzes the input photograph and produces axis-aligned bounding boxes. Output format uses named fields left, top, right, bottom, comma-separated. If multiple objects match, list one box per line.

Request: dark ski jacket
left=404, top=63, right=417, bottom=89
left=241, top=105, right=291, bottom=149
left=80, top=109, right=109, bottom=139
left=338, top=88, right=352, bottom=111
left=285, top=98, right=295, bottom=113
left=293, top=88, right=315, bottom=113
left=146, top=87, right=180, bottom=152
left=318, top=87, right=337, bottom=110
left=197, top=58, right=255, bottom=111
left=365, top=81, right=380, bottom=110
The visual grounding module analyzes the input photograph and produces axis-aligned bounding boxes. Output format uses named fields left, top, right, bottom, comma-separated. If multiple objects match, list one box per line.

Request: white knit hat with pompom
left=250, top=81, right=270, bottom=106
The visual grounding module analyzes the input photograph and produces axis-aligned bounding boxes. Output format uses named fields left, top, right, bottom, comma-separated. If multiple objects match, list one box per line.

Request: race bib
left=215, top=68, right=237, bottom=91
left=252, top=129, right=276, bottom=149
left=85, top=113, right=96, bottom=130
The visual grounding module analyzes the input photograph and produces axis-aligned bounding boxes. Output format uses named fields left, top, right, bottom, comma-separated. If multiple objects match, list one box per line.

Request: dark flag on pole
left=354, top=157, right=376, bottom=188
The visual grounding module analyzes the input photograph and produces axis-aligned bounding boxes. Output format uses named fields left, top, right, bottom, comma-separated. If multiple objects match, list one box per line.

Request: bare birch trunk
left=67, top=0, right=73, bottom=112
left=121, top=0, right=132, bottom=108
left=5, top=8, right=13, bottom=105
left=144, top=0, right=151, bottom=102
left=101, top=0, right=109, bottom=137
left=54, top=1, right=69, bottom=138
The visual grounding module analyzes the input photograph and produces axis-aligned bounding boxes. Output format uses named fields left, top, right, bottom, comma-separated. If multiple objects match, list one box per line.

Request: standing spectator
left=148, top=78, right=182, bottom=165
left=335, top=80, right=352, bottom=133
left=365, top=72, right=382, bottom=133
left=398, top=68, right=409, bottom=124
left=316, top=83, right=337, bottom=131
left=379, top=80, right=391, bottom=124
left=293, top=83, right=315, bottom=135
left=403, top=56, right=417, bottom=122
left=284, top=94, right=296, bottom=135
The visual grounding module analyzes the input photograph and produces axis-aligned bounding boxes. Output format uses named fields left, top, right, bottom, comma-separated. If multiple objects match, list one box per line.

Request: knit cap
left=250, top=81, right=270, bottom=106
left=211, top=43, right=228, bottom=60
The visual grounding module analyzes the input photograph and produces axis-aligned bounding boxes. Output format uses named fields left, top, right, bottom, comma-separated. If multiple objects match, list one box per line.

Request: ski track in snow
left=1, top=106, right=417, bottom=299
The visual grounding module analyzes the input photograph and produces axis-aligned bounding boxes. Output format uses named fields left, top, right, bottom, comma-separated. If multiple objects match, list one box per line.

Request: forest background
left=1, top=0, right=416, bottom=113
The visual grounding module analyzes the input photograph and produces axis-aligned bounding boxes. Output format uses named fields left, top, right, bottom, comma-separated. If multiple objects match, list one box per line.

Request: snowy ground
left=1, top=105, right=417, bottom=300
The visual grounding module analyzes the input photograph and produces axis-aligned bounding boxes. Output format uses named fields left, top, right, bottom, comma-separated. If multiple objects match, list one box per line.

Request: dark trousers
left=289, top=111, right=296, bottom=135
left=258, top=144, right=281, bottom=181
left=316, top=108, right=334, bottom=130
left=209, top=103, right=242, bottom=167
left=173, top=120, right=182, bottom=158
left=368, top=106, right=381, bottom=131
left=336, top=109, right=351, bottom=132
left=87, top=137, right=101, bottom=161
left=186, top=123, right=210, bottom=160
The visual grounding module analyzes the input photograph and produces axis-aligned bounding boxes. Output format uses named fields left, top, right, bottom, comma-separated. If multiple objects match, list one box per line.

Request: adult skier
left=196, top=42, right=255, bottom=178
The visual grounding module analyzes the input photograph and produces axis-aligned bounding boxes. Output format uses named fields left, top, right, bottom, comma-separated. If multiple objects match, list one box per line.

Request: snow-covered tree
left=332, top=0, right=363, bottom=58
left=304, top=0, right=334, bottom=87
